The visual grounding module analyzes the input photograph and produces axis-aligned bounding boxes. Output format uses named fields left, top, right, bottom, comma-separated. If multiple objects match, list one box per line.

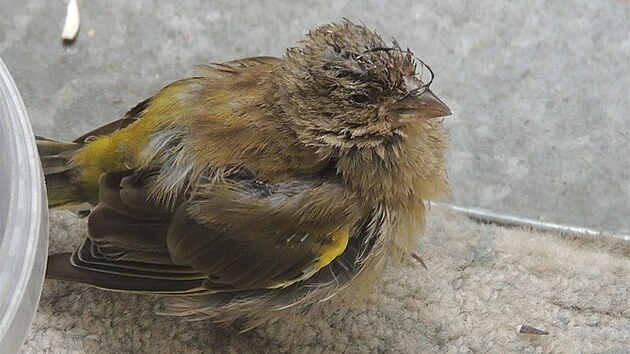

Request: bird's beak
left=390, top=90, right=451, bottom=128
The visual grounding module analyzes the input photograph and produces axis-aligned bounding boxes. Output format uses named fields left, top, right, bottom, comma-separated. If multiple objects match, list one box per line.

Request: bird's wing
left=72, top=98, right=152, bottom=143
left=47, top=169, right=364, bottom=294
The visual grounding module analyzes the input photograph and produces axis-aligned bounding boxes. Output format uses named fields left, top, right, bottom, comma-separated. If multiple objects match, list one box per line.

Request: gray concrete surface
left=1, top=0, right=628, bottom=234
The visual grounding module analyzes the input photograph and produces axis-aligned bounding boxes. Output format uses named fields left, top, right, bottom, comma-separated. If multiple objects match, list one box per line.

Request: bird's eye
left=349, top=93, right=370, bottom=106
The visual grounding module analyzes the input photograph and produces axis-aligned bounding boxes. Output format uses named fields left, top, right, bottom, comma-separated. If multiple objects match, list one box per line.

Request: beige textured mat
left=23, top=205, right=629, bottom=353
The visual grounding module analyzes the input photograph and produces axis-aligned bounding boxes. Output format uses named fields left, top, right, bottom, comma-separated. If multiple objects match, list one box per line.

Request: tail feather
left=40, top=155, right=74, bottom=175
left=47, top=252, right=209, bottom=295
left=36, top=135, right=84, bottom=208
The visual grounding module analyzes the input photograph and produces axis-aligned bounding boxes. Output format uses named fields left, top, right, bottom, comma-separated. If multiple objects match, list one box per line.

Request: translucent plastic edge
left=0, top=57, right=49, bottom=353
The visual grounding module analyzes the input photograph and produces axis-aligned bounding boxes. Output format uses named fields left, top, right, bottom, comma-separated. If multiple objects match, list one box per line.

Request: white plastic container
left=0, top=57, right=48, bottom=353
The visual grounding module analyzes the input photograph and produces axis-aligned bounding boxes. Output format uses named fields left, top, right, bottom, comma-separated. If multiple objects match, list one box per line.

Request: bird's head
left=275, top=20, right=451, bottom=157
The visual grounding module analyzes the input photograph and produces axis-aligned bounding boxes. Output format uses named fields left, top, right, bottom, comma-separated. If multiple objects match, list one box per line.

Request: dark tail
left=35, top=136, right=84, bottom=208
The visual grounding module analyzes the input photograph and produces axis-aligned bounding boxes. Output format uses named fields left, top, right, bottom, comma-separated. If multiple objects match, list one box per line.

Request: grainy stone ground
left=0, top=0, right=627, bottom=234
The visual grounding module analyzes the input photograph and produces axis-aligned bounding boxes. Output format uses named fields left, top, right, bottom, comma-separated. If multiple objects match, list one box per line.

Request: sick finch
left=39, top=20, right=451, bottom=327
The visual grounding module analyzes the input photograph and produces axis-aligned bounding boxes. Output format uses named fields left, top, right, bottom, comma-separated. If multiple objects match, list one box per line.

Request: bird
left=38, top=20, right=451, bottom=327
